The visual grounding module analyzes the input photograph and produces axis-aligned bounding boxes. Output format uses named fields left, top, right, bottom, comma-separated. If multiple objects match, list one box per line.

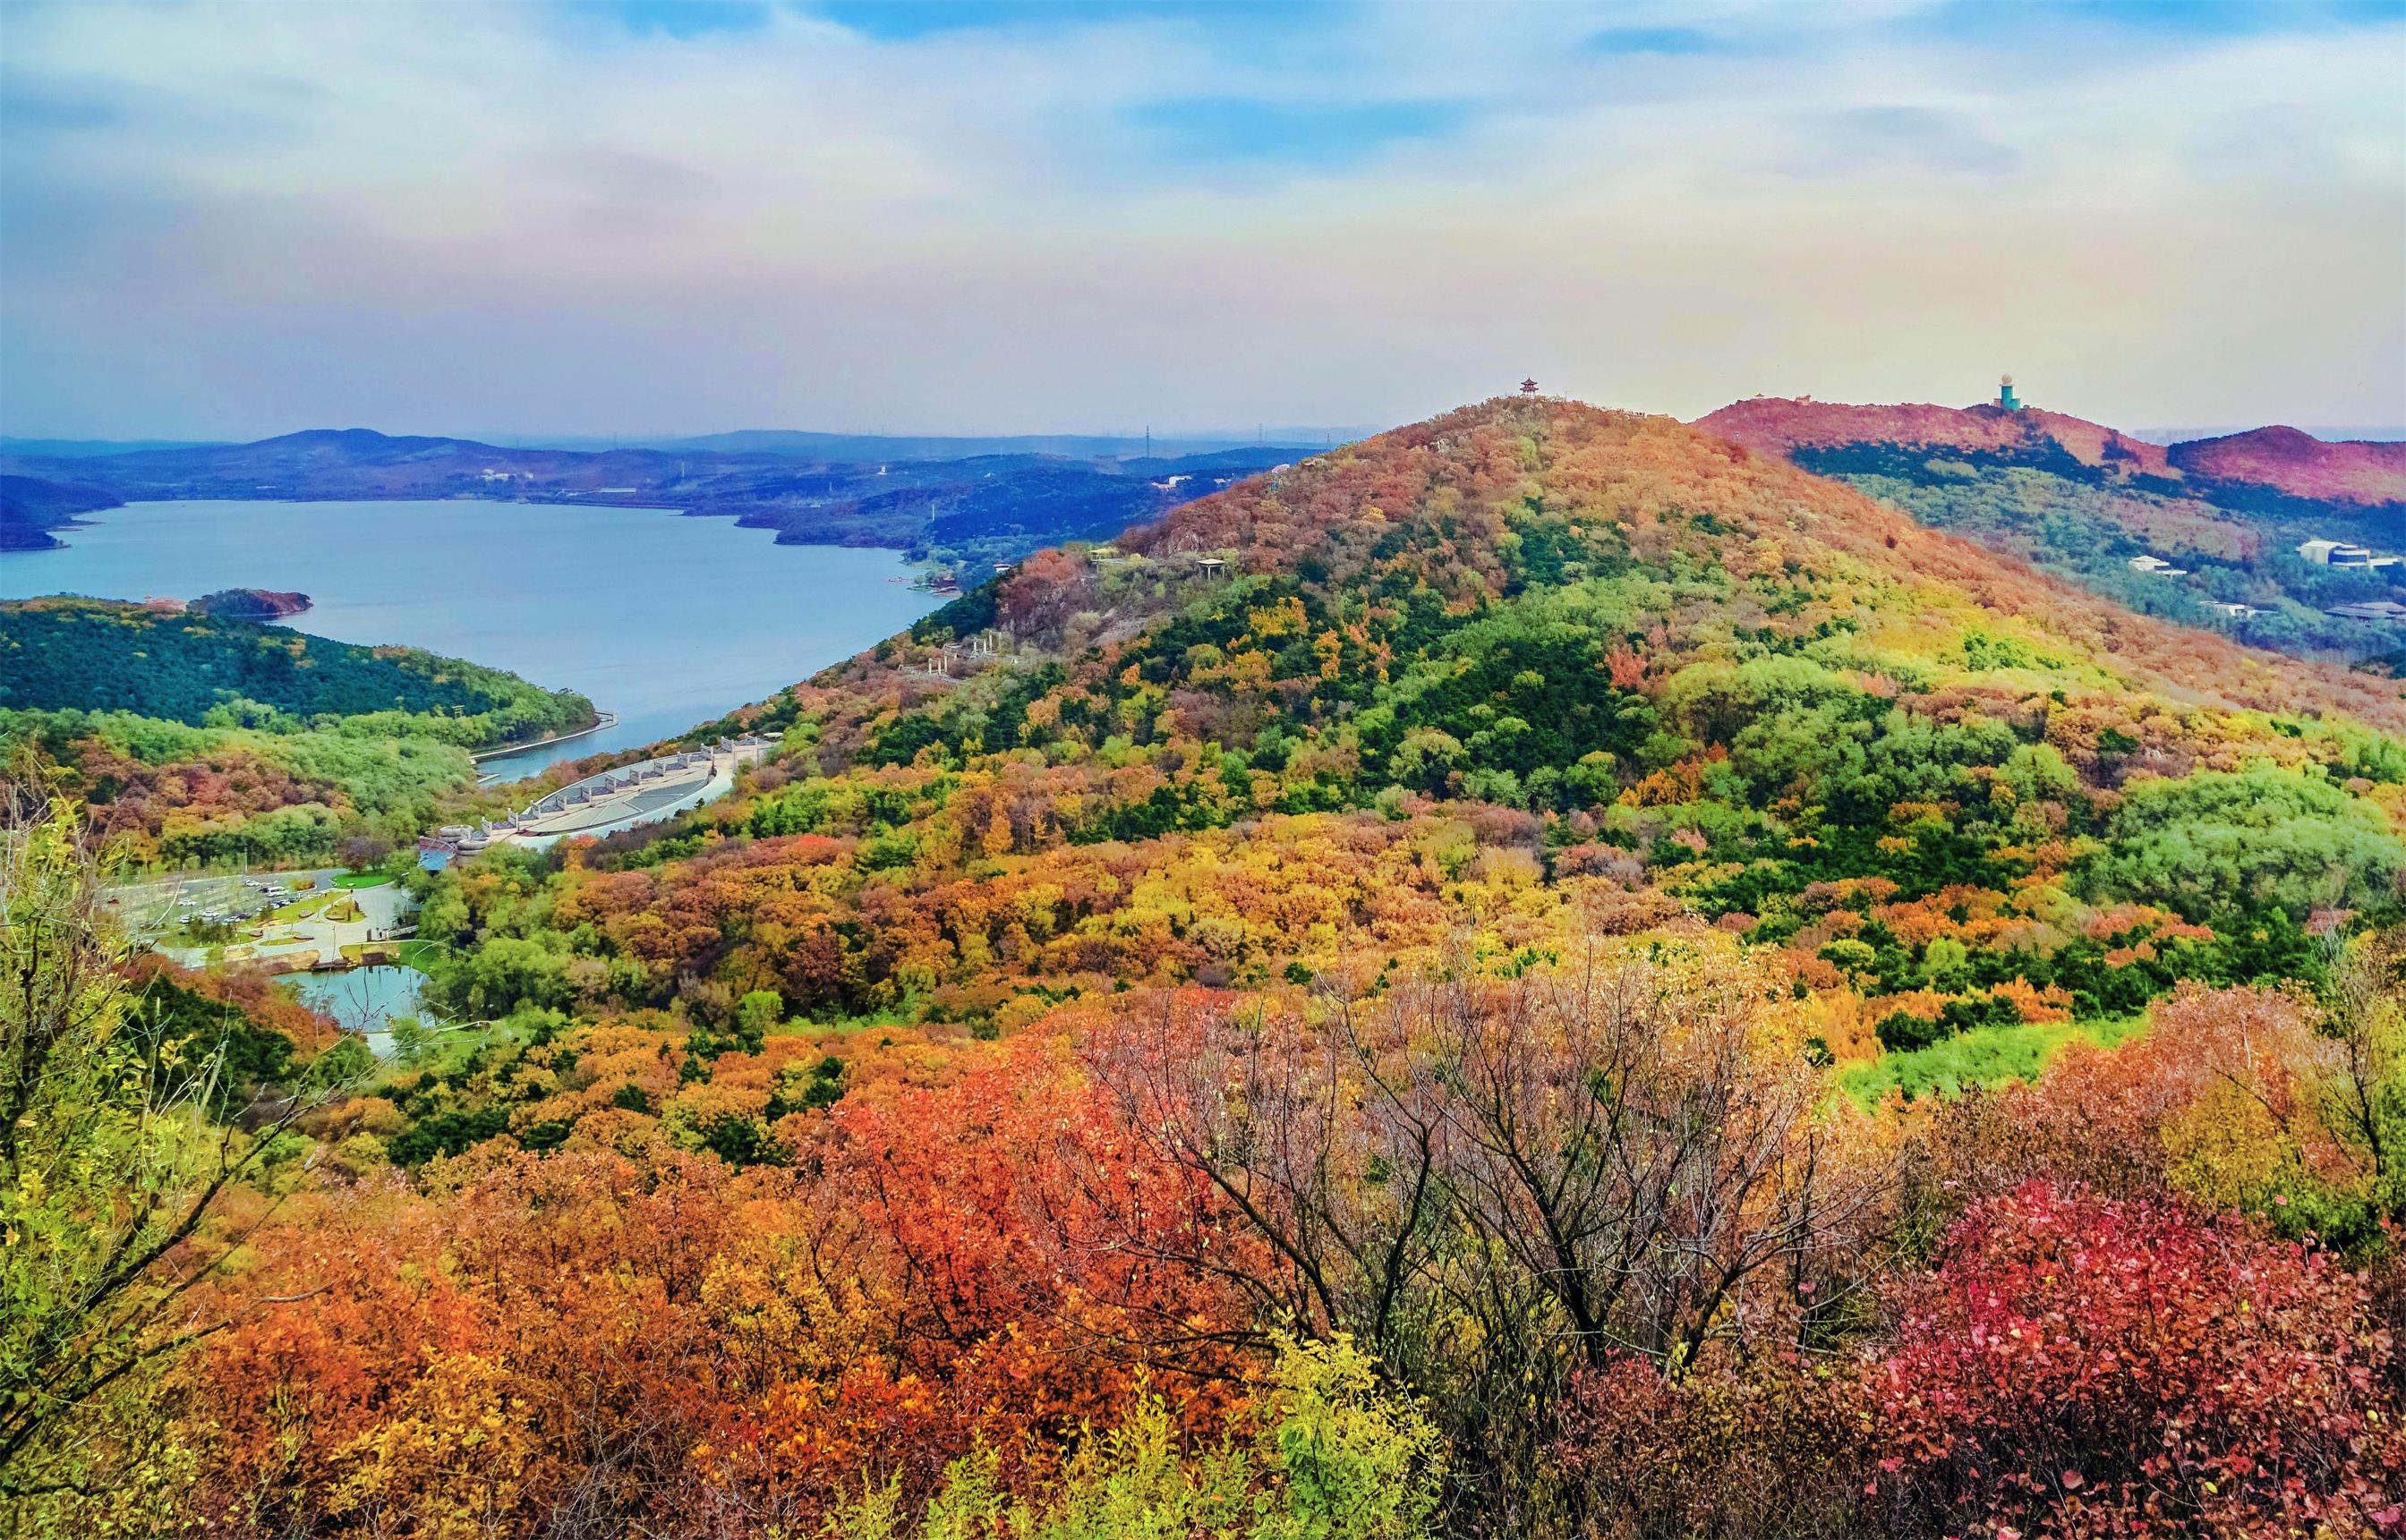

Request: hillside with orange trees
left=13, top=395, right=2406, bottom=1538
left=2169, top=423, right=2406, bottom=506
left=1695, top=395, right=2406, bottom=656
left=359, top=399, right=2402, bottom=1027
left=1695, top=394, right=2175, bottom=475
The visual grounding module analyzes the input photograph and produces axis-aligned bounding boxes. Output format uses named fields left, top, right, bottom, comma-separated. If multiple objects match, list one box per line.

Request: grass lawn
left=393, top=939, right=448, bottom=970
left=370, top=1016, right=529, bottom=1084
left=333, top=872, right=394, bottom=890
left=803, top=991, right=931, bottom=1037
left=1839, top=1013, right=2148, bottom=1107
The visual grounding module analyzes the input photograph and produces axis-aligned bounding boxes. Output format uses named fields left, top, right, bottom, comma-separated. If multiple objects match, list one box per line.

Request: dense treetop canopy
left=10, top=396, right=2406, bottom=1537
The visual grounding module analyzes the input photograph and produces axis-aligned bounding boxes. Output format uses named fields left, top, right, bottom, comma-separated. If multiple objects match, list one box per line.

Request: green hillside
left=0, top=598, right=593, bottom=865
left=0, top=597, right=590, bottom=741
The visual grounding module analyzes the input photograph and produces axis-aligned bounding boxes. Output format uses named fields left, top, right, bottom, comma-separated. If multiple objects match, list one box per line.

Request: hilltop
left=1694, top=394, right=2406, bottom=509
left=1694, top=394, right=2406, bottom=657
left=2169, top=423, right=2406, bottom=506
left=1697, top=394, right=2175, bottom=478
left=929, top=396, right=2403, bottom=734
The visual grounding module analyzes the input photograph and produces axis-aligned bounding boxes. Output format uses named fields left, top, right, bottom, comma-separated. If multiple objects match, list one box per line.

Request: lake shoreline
left=474, top=710, right=618, bottom=767
left=2, top=498, right=942, bottom=776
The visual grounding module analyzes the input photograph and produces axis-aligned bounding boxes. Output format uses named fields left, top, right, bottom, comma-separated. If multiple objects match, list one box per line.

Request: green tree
left=826, top=1336, right=1443, bottom=1540
left=2085, top=763, right=2405, bottom=920
left=0, top=787, right=328, bottom=1508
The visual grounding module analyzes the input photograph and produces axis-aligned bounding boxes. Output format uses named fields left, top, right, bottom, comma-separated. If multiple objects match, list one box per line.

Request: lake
left=0, top=498, right=941, bottom=776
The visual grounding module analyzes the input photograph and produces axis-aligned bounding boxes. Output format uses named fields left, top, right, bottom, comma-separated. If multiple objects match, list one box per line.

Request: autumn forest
left=9, top=396, right=2406, bottom=1539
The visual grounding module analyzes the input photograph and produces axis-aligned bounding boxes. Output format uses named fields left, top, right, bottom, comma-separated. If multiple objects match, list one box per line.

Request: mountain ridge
left=1692, top=394, right=2406, bottom=508
left=1687, top=394, right=2406, bottom=658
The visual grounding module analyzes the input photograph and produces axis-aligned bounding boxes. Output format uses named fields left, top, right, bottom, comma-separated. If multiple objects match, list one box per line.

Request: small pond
left=284, top=965, right=431, bottom=1057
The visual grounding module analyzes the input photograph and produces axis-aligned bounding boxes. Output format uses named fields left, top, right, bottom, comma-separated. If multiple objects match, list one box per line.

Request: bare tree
left=1399, top=940, right=1889, bottom=1373
left=1084, top=923, right=1894, bottom=1514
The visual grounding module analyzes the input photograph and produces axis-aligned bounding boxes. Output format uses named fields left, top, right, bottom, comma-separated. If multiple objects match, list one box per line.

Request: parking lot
left=107, top=868, right=416, bottom=970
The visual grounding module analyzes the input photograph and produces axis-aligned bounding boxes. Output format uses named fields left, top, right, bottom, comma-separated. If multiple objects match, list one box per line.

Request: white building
left=2300, top=539, right=2385, bottom=569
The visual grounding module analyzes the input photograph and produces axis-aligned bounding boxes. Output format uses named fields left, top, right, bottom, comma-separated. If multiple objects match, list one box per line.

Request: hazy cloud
left=1, top=0, right=2399, bottom=438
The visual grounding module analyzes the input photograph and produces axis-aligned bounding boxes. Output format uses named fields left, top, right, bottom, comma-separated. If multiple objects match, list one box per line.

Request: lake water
left=0, top=498, right=941, bottom=777
left=286, top=964, right=429, bottom=1051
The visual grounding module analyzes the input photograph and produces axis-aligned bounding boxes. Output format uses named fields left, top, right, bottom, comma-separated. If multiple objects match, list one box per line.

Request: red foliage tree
left=1872, top=1181, right=2403, bottom=1538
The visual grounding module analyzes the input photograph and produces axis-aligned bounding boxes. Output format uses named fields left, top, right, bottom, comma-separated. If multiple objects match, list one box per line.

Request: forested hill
left=423, top=394, right=2403, bottom=1037
left=0, top=597, right=591, bottom=736
left=51, top=394, right=2406, bottom=1534
left=0, top=599, right=594, bottom=864
left=1693, top=395, right=2406, bottom=657
left=925, top=395, right=2406, bottom=743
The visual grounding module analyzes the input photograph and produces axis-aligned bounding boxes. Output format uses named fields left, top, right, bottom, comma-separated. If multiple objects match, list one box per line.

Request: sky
left=2, top=0, right=2402, bottom=441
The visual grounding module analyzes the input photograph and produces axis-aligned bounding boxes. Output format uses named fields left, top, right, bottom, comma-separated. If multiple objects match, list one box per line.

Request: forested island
left=188, top=587, right=311, bottom=620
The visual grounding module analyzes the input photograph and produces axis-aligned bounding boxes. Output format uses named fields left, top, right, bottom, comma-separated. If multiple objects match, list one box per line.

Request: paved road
left=283, top=882, right=416, bottom=965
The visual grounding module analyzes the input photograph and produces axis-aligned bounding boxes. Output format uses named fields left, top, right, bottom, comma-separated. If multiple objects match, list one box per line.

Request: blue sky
left=2, top=0, right=2400, bottom=438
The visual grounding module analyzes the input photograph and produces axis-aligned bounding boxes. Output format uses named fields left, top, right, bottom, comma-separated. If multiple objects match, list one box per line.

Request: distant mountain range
left=0, top=428, right=1353, bottom=463
left=0, top=427, right=1323, bottom=564
left=516, top=429, right=1352, bottom=460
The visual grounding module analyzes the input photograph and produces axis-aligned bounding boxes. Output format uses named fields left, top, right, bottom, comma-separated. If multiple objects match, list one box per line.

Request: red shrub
left=1873, top=1181, right=2403, bottom=1538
